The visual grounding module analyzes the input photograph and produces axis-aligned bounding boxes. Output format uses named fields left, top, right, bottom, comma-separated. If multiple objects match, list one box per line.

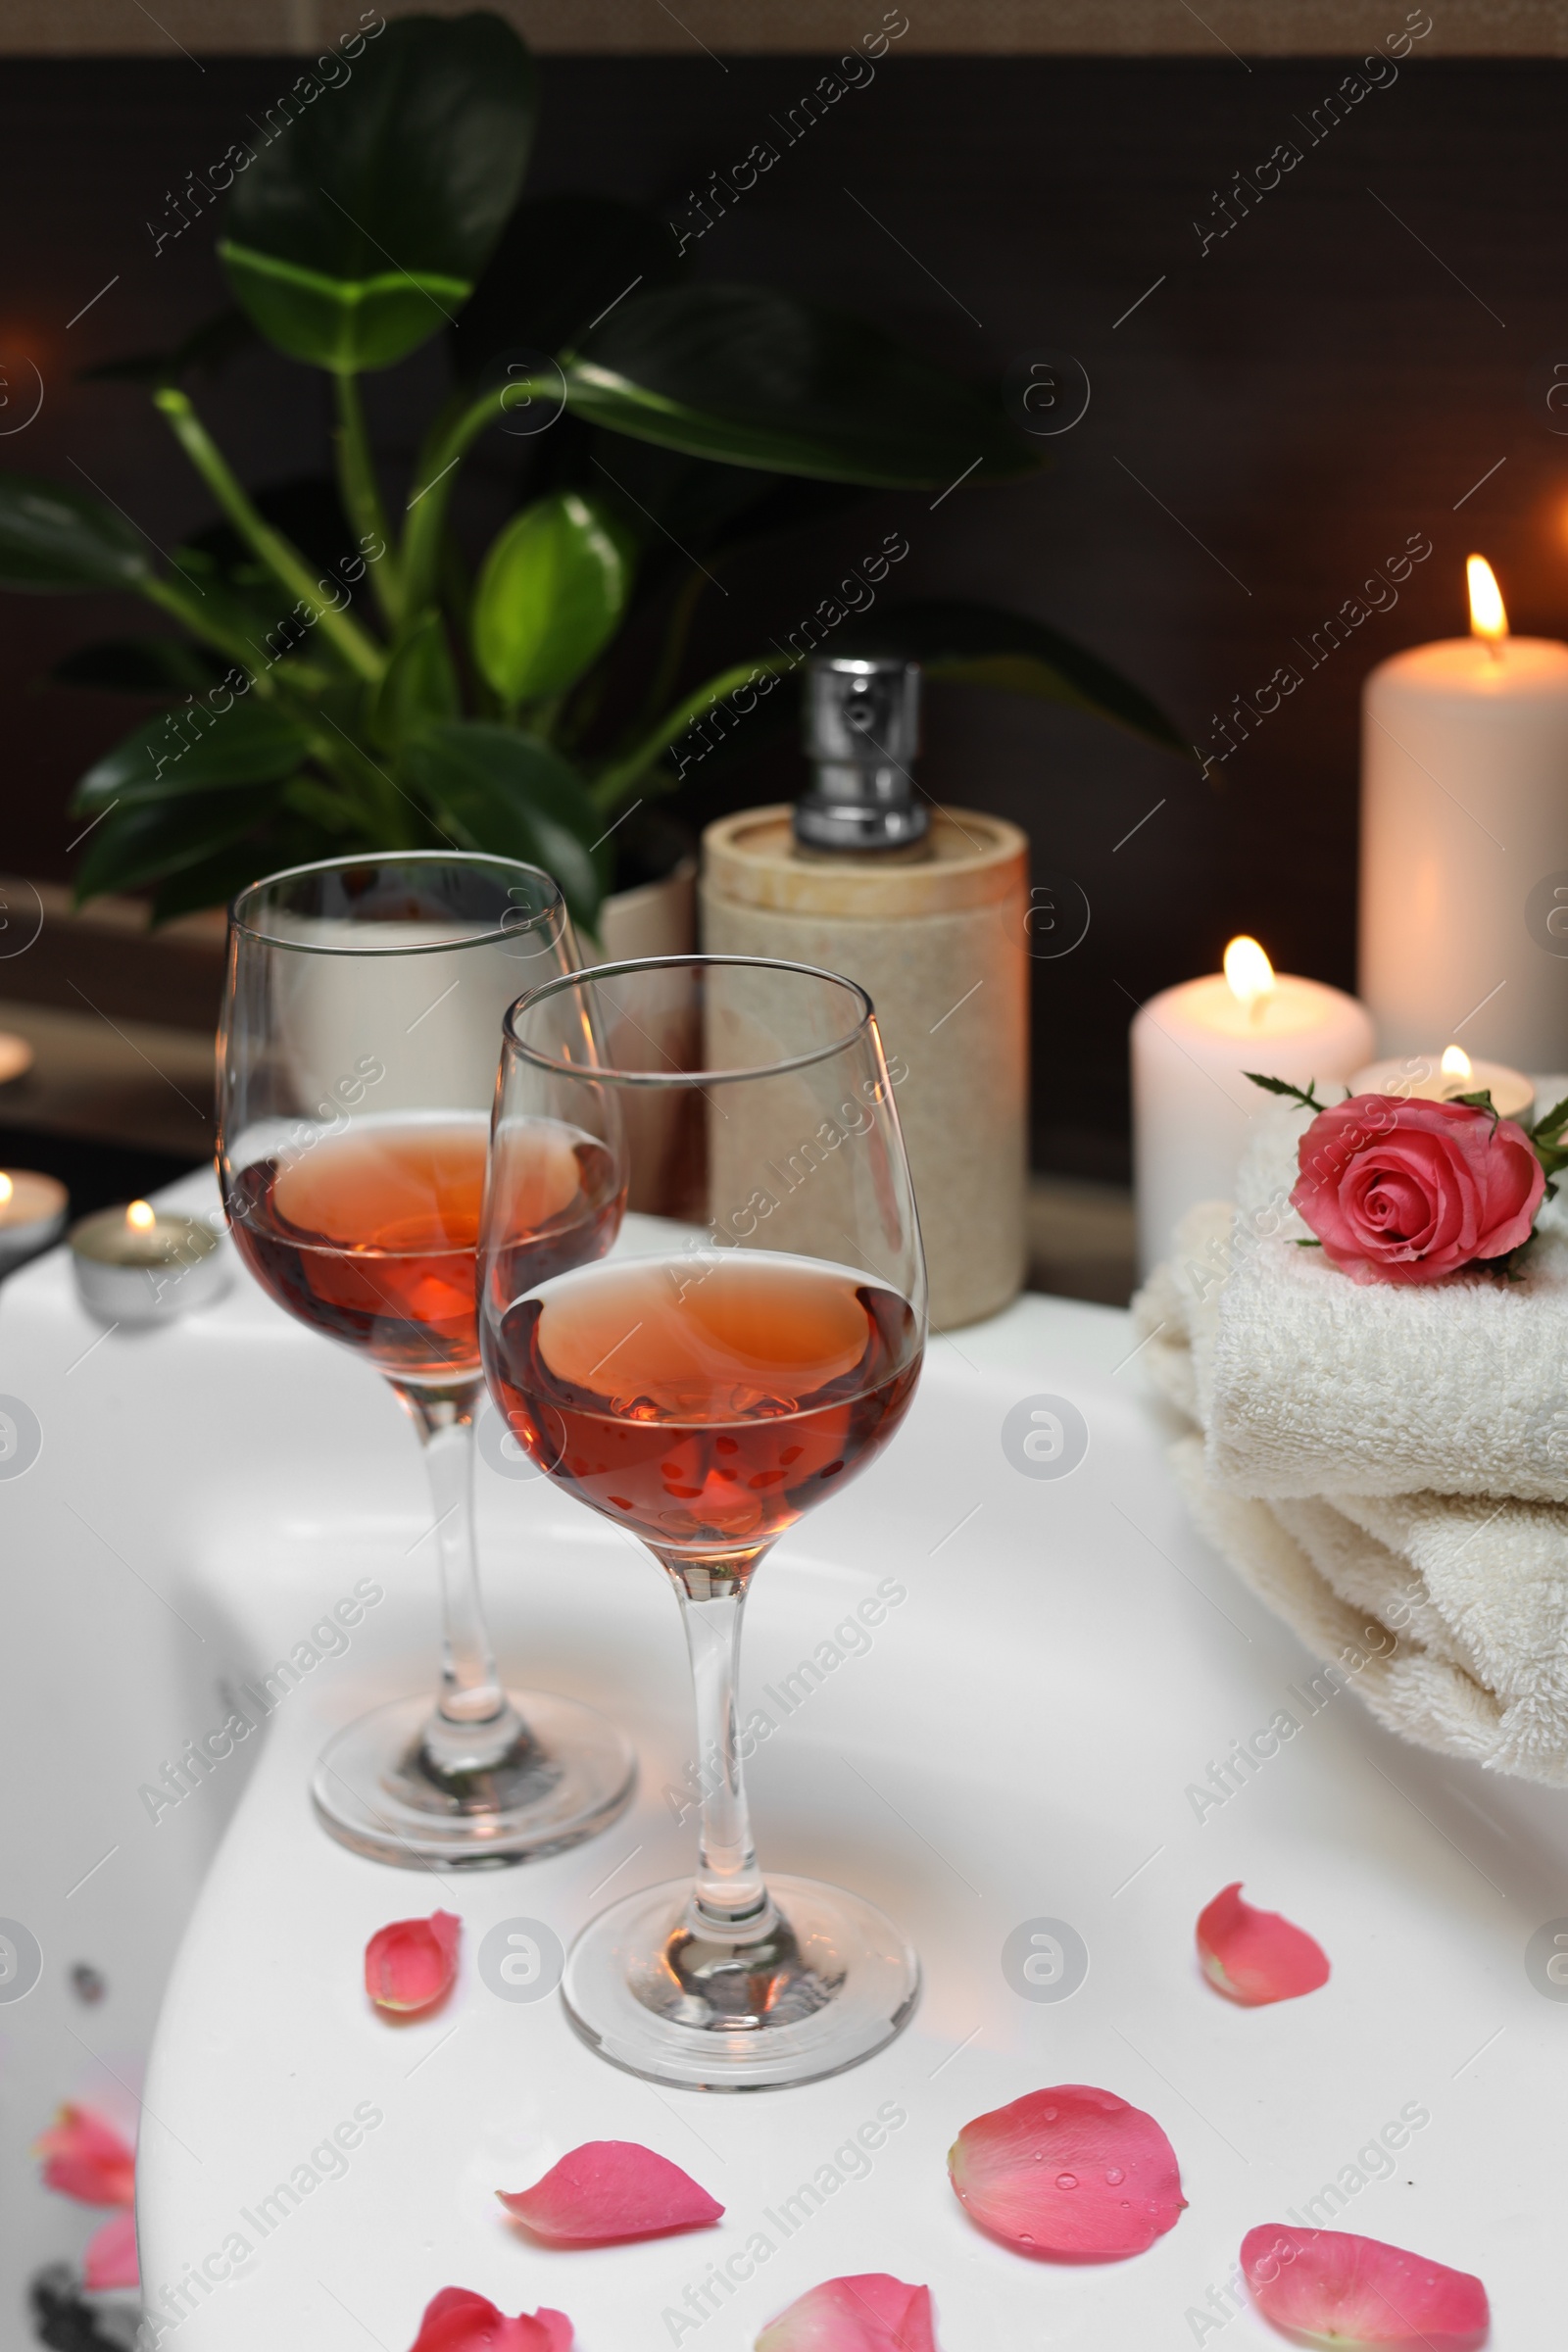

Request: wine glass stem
left=396, top=1380, right=518, bottom=1760
left=673, top=1567, right=772, bottom=1936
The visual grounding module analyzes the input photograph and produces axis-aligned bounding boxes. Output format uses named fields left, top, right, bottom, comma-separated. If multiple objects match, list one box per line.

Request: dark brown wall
left=2, top=50, right=1564, bottom=1175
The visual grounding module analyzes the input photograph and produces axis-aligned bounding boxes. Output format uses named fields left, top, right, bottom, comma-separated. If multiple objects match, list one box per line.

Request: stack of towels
left=1133, top=1101, right=1568, bottom=1785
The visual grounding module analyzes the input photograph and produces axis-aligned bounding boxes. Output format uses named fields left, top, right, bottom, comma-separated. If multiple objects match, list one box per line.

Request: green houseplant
left=0, top=11, right=1184, bottom=933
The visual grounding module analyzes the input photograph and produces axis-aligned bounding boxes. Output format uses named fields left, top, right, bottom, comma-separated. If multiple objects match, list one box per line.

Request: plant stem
left=400, top=375, right=555, bottom=615
left=332, top=372, right=402, bottom=630
left=137, top=574, right=279, bottom=690
left=306, top=722, right=422, bottom=847
left=154, top=386, right=385, bottom=684
left=636, top=564, right=711, bottom=732
left=592, top=655, right=794, bottom=814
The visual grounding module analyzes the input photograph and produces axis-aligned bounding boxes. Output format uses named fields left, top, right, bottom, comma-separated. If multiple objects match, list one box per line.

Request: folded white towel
left=1166, top=1101, right=1568, bottom=1503
left=1137, top=1204, right=1568, bottom=1784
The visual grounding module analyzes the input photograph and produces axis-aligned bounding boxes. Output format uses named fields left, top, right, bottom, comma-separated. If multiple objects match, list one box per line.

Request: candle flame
left=0, top=1174, right=12, bottom=1207
left=1441, top=1044, right=1473, bottom=1083
left=1224, top=935, right=1275, bottom=1015
left=1466, top=555, right=1507, bottom=645
left=125, top=1199, right=156, bottom=1233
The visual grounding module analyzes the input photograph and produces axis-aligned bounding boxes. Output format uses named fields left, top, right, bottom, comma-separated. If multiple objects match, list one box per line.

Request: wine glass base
left=311, top=1690, right=636, bottom=1868
left=562, top=1873, right=920, bottom=2090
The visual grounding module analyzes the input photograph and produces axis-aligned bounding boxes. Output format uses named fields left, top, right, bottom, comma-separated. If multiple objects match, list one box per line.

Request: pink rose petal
left=755, top=2275, right=941, bottom=2351
left=948, top=2083, right=1186, bottom=2260
left=1242, top=2224, right=1490, bottom=2348
left=34, top=2105, right=135, bottom=2206
left=498, top=2140, right=722, bottom=2242
left=83, top=2209, right=139, bottom=2291
left=365, top=1910, right=462, bottom=2016
left=406, top=2287, right=573, bottom=2352
left=1198, top=1884, right=1330, bottom=2007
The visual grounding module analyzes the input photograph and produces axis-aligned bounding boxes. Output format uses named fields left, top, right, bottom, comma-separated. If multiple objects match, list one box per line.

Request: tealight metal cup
left=70, top=1204, right=230, bottom=1328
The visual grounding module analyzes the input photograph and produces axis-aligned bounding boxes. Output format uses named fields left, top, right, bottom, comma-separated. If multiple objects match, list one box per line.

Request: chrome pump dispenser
left=794, top=657, right=928, bottom=854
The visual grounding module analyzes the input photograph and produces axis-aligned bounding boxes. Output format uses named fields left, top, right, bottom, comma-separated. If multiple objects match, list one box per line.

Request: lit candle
left=70, top=1198, right=230, bottom=1328
left=1131, top=937, right=1375, bottom=1273
left=1349, top=1042, right=1535, bottom=1124
left=0, top=1169, right=68, bottom=1273
left=1360, top=557, right=1568, bottom=1070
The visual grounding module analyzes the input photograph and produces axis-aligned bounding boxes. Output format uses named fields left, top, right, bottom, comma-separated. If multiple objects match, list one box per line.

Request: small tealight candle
left=1131, top=935, right=1376, bottom=1273
left=70, top=1198, right=230, bottom=1328
left=1349, top=1044, right=1535, bottom=1125
left=0, top=1169, right=68, bottom=1273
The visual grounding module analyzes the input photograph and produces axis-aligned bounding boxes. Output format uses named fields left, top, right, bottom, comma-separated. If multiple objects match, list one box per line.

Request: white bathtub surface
left=6, top=1176, right=1564, bottom=2348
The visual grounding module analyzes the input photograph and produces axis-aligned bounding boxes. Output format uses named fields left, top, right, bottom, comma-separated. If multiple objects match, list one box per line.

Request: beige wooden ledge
left=0, top=1000, right=215, bottom=1159
left=1, top=2, right=1561, bottom=56
left=0, top=879, right=225, bottom=1038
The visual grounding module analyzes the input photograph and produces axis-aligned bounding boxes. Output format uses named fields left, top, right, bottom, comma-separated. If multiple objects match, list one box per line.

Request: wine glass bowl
left=226, top=1115, right=493, bottom=1385
left=219, top=854, right=636, bottom=1867
left=481, top=956, right=926, bottom=2087
left=487, top=1249, right=921, bottom=1565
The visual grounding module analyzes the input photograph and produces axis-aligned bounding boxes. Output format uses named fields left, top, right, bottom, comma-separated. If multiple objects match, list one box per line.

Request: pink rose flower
left=1292, top=1093, right=1544, bottom=1285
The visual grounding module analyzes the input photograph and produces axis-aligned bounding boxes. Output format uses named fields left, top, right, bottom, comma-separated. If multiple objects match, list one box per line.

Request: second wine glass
left=219, top=853, right=635, bottom=1867
left=480, top=955, right=926, bottom=2088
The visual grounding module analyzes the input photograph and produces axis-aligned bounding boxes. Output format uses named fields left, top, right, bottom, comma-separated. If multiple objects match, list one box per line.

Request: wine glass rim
left=503, top=955, right=878, bottom=1087
left=229, top=851, right=565, bottom=955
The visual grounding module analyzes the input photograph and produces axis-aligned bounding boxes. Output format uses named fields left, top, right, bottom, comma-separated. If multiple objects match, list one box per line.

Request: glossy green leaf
left=279, top=774, right=364, bottom=834
left=836, top=598, right=1192, bottom=756
left=451, top=193, right=676, bottom=378
left=167, top=552, right=335, bottom=680
left=220, top=15, right=536, bottom=372
left=74, top=788, right=278, bottom=904
left=52, top=638, right=225, bottom=695
left=368, top=609, right=460, bottom=749
left=0, top=473, right=152, bottom=591
left=471, top=492, right=634, bottom=706
left=563, top=285, right=1032, bottom=488
left=149, top=830, right=298, bottom=926
left=72, top=700, right=313, bottom=812
left=403, top=721, right=605, bottom=927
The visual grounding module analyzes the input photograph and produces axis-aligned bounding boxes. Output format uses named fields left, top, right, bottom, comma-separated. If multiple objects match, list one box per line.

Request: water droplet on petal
left=1055, top=2172, right=1078, bottom=2189
left=1042, top=2107, right=1056, bottom=2121
left=1104, top=2167, right=1124, bottom=2184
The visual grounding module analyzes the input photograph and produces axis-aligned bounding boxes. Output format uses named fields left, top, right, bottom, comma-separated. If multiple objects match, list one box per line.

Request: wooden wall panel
left=1, top=3, right=1566, bottom=57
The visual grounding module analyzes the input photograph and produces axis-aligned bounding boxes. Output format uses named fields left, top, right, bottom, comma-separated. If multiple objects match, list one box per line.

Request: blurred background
left=0, top=1, right=1562, bottom=1293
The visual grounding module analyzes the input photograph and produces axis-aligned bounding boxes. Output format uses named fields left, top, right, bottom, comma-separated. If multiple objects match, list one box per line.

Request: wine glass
left=219, top=854, right=635, bottom=1867
left=479, top=955, right=926, bottom=2088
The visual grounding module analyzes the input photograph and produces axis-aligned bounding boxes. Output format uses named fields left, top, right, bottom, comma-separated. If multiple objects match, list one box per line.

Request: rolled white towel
left=1137, top=1203, right=1568, bottom=1783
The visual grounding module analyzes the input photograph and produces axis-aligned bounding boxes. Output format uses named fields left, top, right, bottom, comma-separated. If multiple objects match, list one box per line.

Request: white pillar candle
left=1350, top=1044, right=1535, bottom=1125
left=1360, top=557, right=1568, bottom=1071
left=1132, top=937, right=1375, bottom=1274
